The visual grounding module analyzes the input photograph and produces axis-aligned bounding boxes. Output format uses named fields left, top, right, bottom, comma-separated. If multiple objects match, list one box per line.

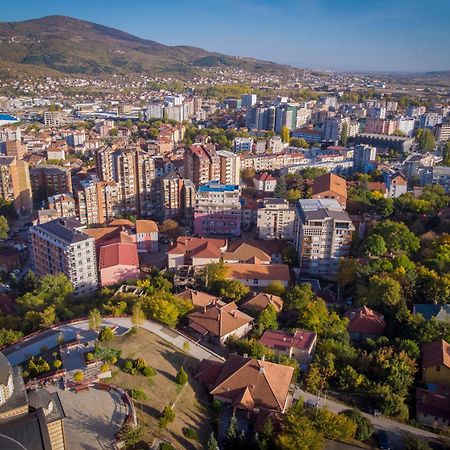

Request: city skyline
left=1, top=0, right=449, bottom=73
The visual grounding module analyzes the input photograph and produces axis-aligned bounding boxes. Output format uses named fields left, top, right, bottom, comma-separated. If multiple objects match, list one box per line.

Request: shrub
left=176, top=366, right=188, bottom=385
left=134, top=358, right=147, bottom=370
left=131, top=389, right=147, bottom=401
left=53, top=359, right=62, bottom=369
left=159, top=406, right=175, bottom=429
left=85, top=352, right=94, bottom=361
left=212, top=399, right=222, bottom=413
left=340, top=409, right=373, bottom=442
left=22, top=370, right=29, bottom=378
left=98, top=327, right=114, bottom=342
left=100, top=363, right=110, bottom=373
left=73, top=371, right=84, bottom=383
left=110, top=356, right=118, bottom=365
left=182, top=427, right=199, bottom=441
left=124, top=360, right=133, bottom=371
left=142, top=366, right=156, bottom=377
left=159, top=444, right=175, bottom=450
left=129, top=326, right=138, bottom=335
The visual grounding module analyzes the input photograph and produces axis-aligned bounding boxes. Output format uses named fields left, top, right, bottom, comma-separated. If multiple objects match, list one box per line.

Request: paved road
left=294, top=386, right=448, bottom=448
left=5, top=316, right=224, bottom=367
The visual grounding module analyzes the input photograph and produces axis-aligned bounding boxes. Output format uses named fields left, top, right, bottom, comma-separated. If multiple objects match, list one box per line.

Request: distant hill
left=0, top=15, right=301, bottom=78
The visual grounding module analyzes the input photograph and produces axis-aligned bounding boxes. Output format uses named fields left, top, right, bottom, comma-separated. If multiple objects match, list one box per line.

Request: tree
left=263, top=281, right=286, bottom=297
left=359, top=275, right=402, bottom=309
left=218, top=279, right=249, bottom=301
left=256, top=305, right=278, bottom=334
left=402, top=434, right=432, bottom=450
left=290, top=137, right=309, bottom=148
left=224, top=415, right=238, bottom=450
left=0, top=329, right=23, bottom=347
left=88, top=309, right=102, bottom=331
left=143, top=295, right=179, bottom=327
left=159, top=219, right=180, bottom=241
left=176, top=366, right=188, bottom=385
left=131, top=302, right=145, bottom=327
left=202, top=261, right=228, bottom=289
left=73, top=371, right=84, bottom=383
left=131, top=389, right=147, bottom=401
left=98, top=327, right=115, bottom=342
left=159, top=405, right=175, bottom=429
left=274, top=176, right=287, bottom=199
left=281, top=126, right=290, bottom=143
left=443, top=141, right=450, bottom=166
left=340, top=409, right=373, bottom=441
left=417, top=128, right=435, bottom=152
left=206, top=433, right=219, bottom=450
left=339, top=122, right=348, bottom=146
left=371, top=220, right=420, bottom=254
left=0, top=215, right=9, bottom=240
left=117, top=424, right=143, bottom=448
left=53, top=359, right=62, bottom=370
left=362, top=234, right=387, bottom=257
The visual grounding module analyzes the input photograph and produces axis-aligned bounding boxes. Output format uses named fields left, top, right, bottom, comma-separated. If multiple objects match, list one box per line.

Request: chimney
left=261, top=354, right=266, bottom=361
left=259, top=366, right=265, bottom=373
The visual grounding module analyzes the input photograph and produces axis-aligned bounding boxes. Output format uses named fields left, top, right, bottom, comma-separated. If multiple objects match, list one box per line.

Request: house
left=384, top=171, right=407, bottom=198
left=416, top=386, right=450, bottom=429
left=222, top=242, right=272, bottom=264
left=253, top=173, right=277, bottom=192
left=135, top=220, right=158, bottom=253
left=187, top=301, right=253, bottom=345
left=226, top=239, right=285, bottom=264
left=240, top=292, right=284, bottom=314
left=225, top=263, right=290, bottom=288
left=84, top=226, right=134, bottom=256
left=414, top=304, right=450, bottom=324
left=344, top=306, right=386, bottom=340
left=176, top=289, right=219, bottom=309
left=99, top=242, right=140, bottom=287
left=312, top=173, right=348, bottom=209
left=167, top=237, right=227, bottom=269
left=195, top=354, right=294, bottom=414
left=259, top=329, right=317, bottom=368
left=422, top=339, right=450, bottom=386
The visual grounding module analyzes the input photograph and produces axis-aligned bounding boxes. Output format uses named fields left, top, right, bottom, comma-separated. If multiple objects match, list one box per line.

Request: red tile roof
left=312, top=173, right=348, bottom=199
left=422, top=339, right=450, bottom=369
left=240, top=293, right=283, bottom=313
left=254, top=172, right=276, bottom=182
left=259, top=329, right=316, bottom=352
left=99, top=243, right=139, bottom=270
left=136, top=220, right=158, bottom=233
left=344, top=306, right=385, bottom=335
left=226, top=263, right=290, bottom=282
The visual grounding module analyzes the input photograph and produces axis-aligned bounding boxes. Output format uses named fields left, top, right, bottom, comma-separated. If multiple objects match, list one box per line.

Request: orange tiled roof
left=99, top=242, right=139, bottom=269
left=135, top=220, right=158, bottom=234
left=226, top=263, right=290, bottom=282
left=422, top=339, right=450, bottom=369
left=176, top=289, right=220, bottom=308
left=241, top=292, right=283, bottom=313
left=312, top=173, right=347, bottom=199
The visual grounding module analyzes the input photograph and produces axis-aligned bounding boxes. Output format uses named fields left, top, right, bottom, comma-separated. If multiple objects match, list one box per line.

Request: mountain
left=0, top=16, right=301, bottom=78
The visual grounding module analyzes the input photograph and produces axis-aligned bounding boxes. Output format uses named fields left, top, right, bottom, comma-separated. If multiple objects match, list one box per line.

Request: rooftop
left=259, top=329, right=316, bottom=352
left=198, top=180, right=240, bottom=193
left=34, top=218, right=90, bottom=245
left=99, top=242, right=139, bottom=269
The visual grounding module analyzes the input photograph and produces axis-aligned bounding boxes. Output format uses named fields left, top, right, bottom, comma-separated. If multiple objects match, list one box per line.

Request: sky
left=1, top=0, right=449, bottom=72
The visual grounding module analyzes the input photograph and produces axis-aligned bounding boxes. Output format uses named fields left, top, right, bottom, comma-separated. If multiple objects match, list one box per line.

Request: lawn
left=105, top=329, right=212, bottom=449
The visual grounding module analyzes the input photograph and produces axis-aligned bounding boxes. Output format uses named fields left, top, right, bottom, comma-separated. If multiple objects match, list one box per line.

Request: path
left=294, top=386, right=448, bottom=448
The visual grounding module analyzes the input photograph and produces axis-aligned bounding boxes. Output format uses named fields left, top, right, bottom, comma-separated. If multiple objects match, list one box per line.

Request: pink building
left=365, top=118, right=397, bottom=135
left=99, top=242, right=140, bottom=287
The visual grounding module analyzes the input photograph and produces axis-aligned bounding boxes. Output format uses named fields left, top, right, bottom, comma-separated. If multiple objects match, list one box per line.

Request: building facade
left=257, top=198, right=295, bottom=240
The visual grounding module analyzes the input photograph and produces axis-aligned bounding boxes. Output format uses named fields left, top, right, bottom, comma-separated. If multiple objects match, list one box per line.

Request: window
left=436, top=366, right=441, bottom=372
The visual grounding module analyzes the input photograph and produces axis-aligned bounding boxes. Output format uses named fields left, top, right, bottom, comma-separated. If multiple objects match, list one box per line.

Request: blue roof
left=0, top=114, right=18, bottom=121
left=414, top=304, right=449, bottom=321
left=198, top=180, right=239, bottom=193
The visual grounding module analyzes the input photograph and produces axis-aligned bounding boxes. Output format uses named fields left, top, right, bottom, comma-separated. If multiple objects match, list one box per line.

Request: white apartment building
left=44, top=111, right=66, bottom=127
left=257, top=198, right=295, bottom=240
left=353, top=144, right=376, bottom=172
left=217, top=150, right=241, bottom=185
left=294, top=199, right=354, bottom=278
left=30, top=218, right=98, bottom=295
left=233, top=137, right=253, bottom=152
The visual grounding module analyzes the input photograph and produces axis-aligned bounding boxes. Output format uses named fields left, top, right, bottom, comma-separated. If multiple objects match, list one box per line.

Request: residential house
left=222, top=242, right=272, bottom=265
left=240, top=292, right=284, bottom=315
left=175, top=289, right=219, bottom=309
left=312, top=173, right=348, bottom=209
left=253, top=173, right=277, bottom=192
left=413, top=304, right=450, bottom=324
left=188, top=301, right=253, bottom=345
left=422, top=339, right=450, bottom=386
left=225, top=263, right=290, bottom=288
left=344, top=306, right=386, bottom=341
left=195, top=354, right=294, bottom=414
left=135, top=220, right=158, bottom=253
left=259, top=329, right=317, bottom=368
left=416, top=386, right=450, bottom=429
left=384, top=172, right=407, bottom=198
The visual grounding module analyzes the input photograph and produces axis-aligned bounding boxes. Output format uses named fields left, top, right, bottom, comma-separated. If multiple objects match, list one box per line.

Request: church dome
left=0, top=352, right=14, bottom=406
left=28, top=388, right=54, bottom=416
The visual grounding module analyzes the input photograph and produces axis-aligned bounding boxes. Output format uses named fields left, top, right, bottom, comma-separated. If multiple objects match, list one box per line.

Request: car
left=376, top=430, right=391, bottom=450
left=305, top=399, right=319, bottom=408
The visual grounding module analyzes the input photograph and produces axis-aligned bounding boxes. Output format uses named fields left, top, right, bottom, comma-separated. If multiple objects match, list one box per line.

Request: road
left=294, top=386, right=448, bottom=448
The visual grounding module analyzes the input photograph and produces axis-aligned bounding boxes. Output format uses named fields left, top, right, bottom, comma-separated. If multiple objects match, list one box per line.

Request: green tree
left=159, top=406, right=175, bottom=429
left=442, top=141, right=450, bottom=166
left=206, top=433, right=219, bottom=450
left=176, top=366, right=189, bottom=385
left=339, top=122, right=348, bottom=146
left=359, top=275, right=402, bottom=309
left=73, top=371, right=84, bottom=383
left=88, top=309, right=102, bottom=331
left=0, top=329, right=23, bottom=346
left=290, top=137, right=309, bottom=148
left=362, top=234, right=387, bottom=257
left=159, top=219, right=180, bottom=241
left=218, top=279, right=249, bottom=301
left=274, top=176, right=287, bottom=199
left=281, top=126, right=290, bottom=143
left=131, top=302, right=145, bottom=327
left=117, top=425, right=143, bottom=448
left=98, top=327, right=115, bottom=342
left=0, top=215, right=9, bottom=240
left=256, top=305, right=278, bottom=334
left=340, top=409, right=373, bottom=441
left=402, top=434, right=432, bottom=450
left=143, top=294, right=179, bottom=327
left=53, top=359, right=62, bottom=370
left=202, top=261, right=228, bottom=289
left=371, top=220, right=420, bottom=254
left=263, top=281, right=286, bottom=297
left=224, top=415, right=238, bottom=450
left=417, top=128, right=436, bottom=152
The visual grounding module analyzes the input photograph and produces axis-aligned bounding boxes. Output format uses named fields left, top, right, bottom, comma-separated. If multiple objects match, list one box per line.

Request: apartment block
left=0, top=156, right=33, bottom=216
left=194, top=181, right=241, bottom=237
left=30, top=218, right=98, bottom=295
left=294, top=199, right=354, bottom=277
left=30, top=164, right=72, bottom=200
left=217, top=150, right=241, bottom=185
left=184, top=144, right=220, bottom=187
left=44, top=111, right=66, bottom=127
left=257, top=198, right=295, bottom=240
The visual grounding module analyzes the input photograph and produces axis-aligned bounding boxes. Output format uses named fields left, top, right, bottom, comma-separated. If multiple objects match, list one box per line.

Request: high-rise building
left=95, top=147, right=155, bottom=217
left=184, top=144, right=220, bottom=187
left=30, top=218, right=98, bottom=295
left=44, top=111, right=66, bottom=127
left=194, top=181, right=241, bottom=237
left=30, top=164, right=72, bottom=200
left=434, top=123, right=450, bottom=142
left=257, top=198, right=295, bottom=240
left=323, top=117, right=350, bottom=143
left=48, top=193, right=77, bottom=218
left=275, top=104, right=299, bottom=133
left=217, top=150, right=241, bottom=185
left=353, top=144, right=377, bottom=173
left=241, top=94, right=257, bottom=108
left=245, top=106, right=276, bottom=131
left=157, top=172, right=183, bottom=220
left=4, top=140, right=26, bottom=159
left=419, top=113, right=443, bottom=129
left=294, top=199, right=354, bottom=277
left=0, top=156, right=33, bottom=216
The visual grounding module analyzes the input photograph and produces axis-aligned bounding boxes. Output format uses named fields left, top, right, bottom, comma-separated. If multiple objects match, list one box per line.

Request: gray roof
left=0, top=352, right=12, bottom=385
left=28, top=389, right=52, bottom=412
left=34, top=218, right=90, bottom=245
left=296, top=198, right=352, bottom=223
left=0, top=156, right=16, bottom=166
